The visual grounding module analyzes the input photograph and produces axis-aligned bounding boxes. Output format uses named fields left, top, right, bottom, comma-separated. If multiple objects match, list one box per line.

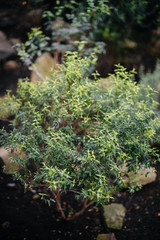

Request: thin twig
left=29, top=66, right=45, bottom=82
left=51, top=188, right=94, bottom=221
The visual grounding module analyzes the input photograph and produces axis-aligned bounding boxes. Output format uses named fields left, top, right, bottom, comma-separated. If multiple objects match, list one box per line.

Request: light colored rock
left=4, top=60, right=20, bottom=70
left=0, top=31, right=7, bottom=40
left=103, top=203, right=126, bottom=230
left=0, top=34, right=15, bottom=60
left=7, top=183, right=16, bottom=187
left=97, top=233, right=117, bottom=240
left=32, top=194, right=40, bottom=200
left=0, top=146, right=26, bottom=174
left=31, top=53, right=57, bottom=82
left=125, top=39, right=137, bottom=48
left=122, top=166, right=157, bottom=187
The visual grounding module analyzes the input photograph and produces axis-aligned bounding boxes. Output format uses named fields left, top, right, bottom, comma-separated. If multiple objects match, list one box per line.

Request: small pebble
left=7, top=183, right=16, bottom=187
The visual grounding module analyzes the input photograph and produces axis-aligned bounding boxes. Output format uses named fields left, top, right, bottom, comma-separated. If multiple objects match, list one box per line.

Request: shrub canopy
left=0, top=52, right=160, bottom=205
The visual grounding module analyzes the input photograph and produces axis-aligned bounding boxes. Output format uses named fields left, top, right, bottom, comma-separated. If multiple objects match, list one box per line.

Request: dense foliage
left=43, top=0, right=110, bottom=62
left=0, top=52, right=160, bottom=219
left=43, top=0, right=160, bottom=47
left=102, top=0, right=160, bottom=43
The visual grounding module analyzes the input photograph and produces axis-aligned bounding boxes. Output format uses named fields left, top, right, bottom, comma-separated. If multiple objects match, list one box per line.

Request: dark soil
left=112, top=181, right=160, bottom=240
left=1, top=160, right=160, bottom=240
left=0, top=62, right=30, bottom=96
left=0, top=166, right=104, bottom=240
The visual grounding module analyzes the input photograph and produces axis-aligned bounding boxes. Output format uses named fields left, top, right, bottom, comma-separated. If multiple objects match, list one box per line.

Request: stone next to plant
left=0, top=50, right=160, bottom=221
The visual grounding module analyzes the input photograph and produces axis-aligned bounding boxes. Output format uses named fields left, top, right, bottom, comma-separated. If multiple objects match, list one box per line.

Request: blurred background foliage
left=0, top=0, right=160, bottom=84
left=1, top=0, right=159, bottom=44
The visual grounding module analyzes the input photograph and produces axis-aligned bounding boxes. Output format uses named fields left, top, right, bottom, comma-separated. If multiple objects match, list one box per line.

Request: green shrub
left=0, top=52, right=160, bottom=220
left=0, top=93, right=20, bottom=119
left=139, top=59, right=160, bottom=104
left=101, top=0, right=160, bottom=45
